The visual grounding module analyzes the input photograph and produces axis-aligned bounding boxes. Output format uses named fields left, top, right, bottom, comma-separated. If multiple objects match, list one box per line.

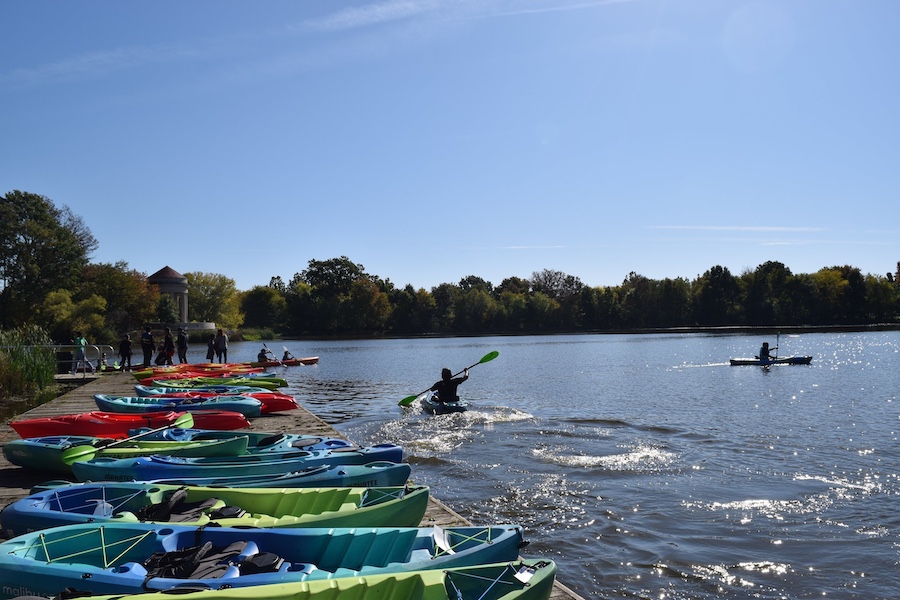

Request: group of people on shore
left=114, top=327, right=229, bottom=369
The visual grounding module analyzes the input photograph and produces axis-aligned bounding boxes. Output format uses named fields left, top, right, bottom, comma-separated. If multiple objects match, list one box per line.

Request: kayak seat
left=85, top=499, right=114, bottom=517
left=143, top=540, right=248, bottom=580
left=237, top=552, right=284, bottom=574
left=256, top=433, right=288, bottom=447
left=137, top=488, right=225, bottom=522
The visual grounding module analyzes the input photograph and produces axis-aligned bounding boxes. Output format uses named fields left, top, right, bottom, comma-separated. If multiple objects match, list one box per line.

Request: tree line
left=2, top=190, right=899, bottom=347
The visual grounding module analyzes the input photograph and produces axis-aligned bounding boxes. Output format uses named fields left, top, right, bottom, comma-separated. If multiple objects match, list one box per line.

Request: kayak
left=2, top=435, right=249, bottom=475
left=144, top=376, right=288, bottom=390
left=134, top=429, right=364, bottom=454
left=135, top=384, right=274, bottom=396
left=0, top=482, right=430, bottom=535
left=419, top=391, right=468, bottom=414
left=248, top=356, right=319, bottom=367
left=9, top=411, right=251, bottom=439
left=66, top=559, right=558, bottom=600
left=0, top=521, right=526, bottom=597
left=94, top=394, right=263, bottom=418
left=147, top=461, right=412, bottom=489
left=9, top=411, right=185, bottom=439
left=71, top=445, right=404, bottom=482
left=131, top=364, right=268, bottom=379
left=729, top=356, right=813, bottom=366
left=132, top=387, right=299, bottom=413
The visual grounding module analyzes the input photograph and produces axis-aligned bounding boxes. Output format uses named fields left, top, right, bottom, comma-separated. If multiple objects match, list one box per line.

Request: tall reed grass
left=0, top=325, right=57, bottom=399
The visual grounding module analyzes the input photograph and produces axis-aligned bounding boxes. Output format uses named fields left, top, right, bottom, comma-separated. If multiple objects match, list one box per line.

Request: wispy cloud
left=303, top=0, right=445, bottom=32
left=649, top=225, right=826, bottom=233
left=2, top=0, right=638, bottom=89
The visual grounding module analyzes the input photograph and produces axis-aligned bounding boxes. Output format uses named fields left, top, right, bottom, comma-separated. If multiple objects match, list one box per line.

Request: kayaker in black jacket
left=430, top=367, right=468, bottom=404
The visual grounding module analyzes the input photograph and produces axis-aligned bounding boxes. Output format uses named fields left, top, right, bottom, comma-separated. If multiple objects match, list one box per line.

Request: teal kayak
left=94, top=394, right=263, bottom=418
left=65, top=560, right=558, bottom=600
left=419, top=391, right=468, bottom=414
left=0, top=482, right=430, bottom=535
left=146, top=460, right=412, bottom=488
left=0, top=521, right=527, bottom=597
left=2, top=435, right=249, bottom=475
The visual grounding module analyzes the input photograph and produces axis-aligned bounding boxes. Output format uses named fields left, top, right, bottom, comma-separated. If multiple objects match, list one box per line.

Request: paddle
left=263, top=342, right=283, bottom=366
left=398, top=351, right=499, bottom=407
left=774, top=331, right=780, bottom=360
left=60, top=412, right=195, bottom=465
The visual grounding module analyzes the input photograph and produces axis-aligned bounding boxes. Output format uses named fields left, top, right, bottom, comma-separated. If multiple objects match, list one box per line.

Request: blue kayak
left=71, top=445, right=404, bottom=482
left=0, top=521, right=526, bottom=597
left=130, top=429, right=361, bottom=454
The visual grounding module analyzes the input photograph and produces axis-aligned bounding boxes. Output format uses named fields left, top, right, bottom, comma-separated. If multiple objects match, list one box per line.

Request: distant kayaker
left=758, top=342, right=776, bottom=361
left=258, top=348, right=269, bottom=362
left=430, top=367, right=468, bottom=405
left=283, top=350, right=294, bottom=361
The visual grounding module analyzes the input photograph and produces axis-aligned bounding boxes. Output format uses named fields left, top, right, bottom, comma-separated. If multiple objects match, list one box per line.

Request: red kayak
left=8, top=410, right=250, bottom=440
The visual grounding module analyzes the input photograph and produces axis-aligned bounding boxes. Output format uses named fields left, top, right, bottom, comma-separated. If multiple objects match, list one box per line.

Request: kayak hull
left=148, top=461, right=412, bottom=489
left=0, top=483, right=430, bottom=535
left=729, top=356, right=812, bottom=366
left=61, top=560, right=558, bottom=600
left=94, top=394, right=263, bottom=418
left=0, top=521, right=526, bottom=597
left=135, top=429, right=362, bottom=454
left=71, top=445, right=404, bottom=482
left=419, top=391, right=468, bottom=414
left=8, top=411, right=251, bottom=440
left=2, top=435, right=249, bottom=475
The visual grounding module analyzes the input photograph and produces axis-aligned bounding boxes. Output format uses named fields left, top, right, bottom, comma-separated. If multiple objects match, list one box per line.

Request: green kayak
left=0, top=482, right=430, bottom=535
left=2, top=435, right=249, bottom=475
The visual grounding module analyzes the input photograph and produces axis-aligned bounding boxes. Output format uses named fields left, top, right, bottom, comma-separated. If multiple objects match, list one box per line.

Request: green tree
left=156, top=295, right=180, bottom=324
left=242, top=286, right=287, bottom=330
left=39, top=290, right=107, bottom=343
left=693, top=265, right=741, bottom=326
left=0, top=191, right=97, bottom=329
left=342, top=278, right=391, bottom=332
left=388, top=285, right=436, bottom=334
left=185, top=272, right=244, bottom=329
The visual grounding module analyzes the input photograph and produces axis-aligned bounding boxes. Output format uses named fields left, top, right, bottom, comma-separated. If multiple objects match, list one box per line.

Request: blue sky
left=3, top=0, right=898, bottom=292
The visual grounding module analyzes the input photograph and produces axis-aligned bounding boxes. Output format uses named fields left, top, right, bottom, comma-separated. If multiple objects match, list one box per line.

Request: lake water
left=223, top=331, right=900, bottom=599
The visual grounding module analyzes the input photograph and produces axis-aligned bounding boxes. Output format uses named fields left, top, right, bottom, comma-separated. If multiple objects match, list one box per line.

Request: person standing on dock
left=214, top=328, right=228, bottom=363
left=176, top=328, right=189, bottom=364
left=118, top=334, right=132, bottom=371
left=140, top=326, right=154, bottom=368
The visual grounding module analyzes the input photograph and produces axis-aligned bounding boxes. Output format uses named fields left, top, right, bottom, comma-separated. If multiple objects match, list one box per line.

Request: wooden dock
left=0, top=371, right=584, bottom=600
